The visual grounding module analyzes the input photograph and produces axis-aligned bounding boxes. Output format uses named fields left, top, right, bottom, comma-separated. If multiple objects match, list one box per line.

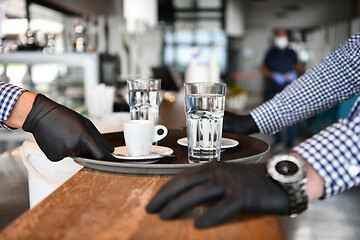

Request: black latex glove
left=146, top=161, right=289, bottom=228
left=23, top=94, right=118, bottom=162
left=223, top=111, right=259, bottom=135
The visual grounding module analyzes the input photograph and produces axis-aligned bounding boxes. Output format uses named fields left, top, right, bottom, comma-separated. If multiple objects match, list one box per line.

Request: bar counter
left=0, top=165, right=284, bottom=239
left=0, top=100, right=285, bottom=239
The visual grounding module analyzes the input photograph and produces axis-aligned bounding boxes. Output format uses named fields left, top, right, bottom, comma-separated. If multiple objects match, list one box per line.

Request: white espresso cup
left=123, top=120, right=168, bottom=157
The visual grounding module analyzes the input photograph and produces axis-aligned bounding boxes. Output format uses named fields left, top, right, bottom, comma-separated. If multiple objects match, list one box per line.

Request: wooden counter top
left=0, top=167, right=284, bottom=239
left=0, top=98, right=284, bottom=239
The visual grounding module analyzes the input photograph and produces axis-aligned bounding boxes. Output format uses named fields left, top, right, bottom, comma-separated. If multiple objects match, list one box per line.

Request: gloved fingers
left=43, top=150, right=64, bottom=162
left=146, top=172, right=210, bottom=213
left=272, top=71, right=286, bottom=86
left=95, top=149, right=120, bottom=161
left=90, top=146, right=119, bottom=161
left=159, top=183, right=225, bottom=220
left=32, top=135, right=66, bottom=162
left=223, top=112, right=259, bottom=135
left=75, top=148, right=119, bottom=162
left=80, top=131, right=119, bottom=161
left=194, top=198, right=241, bottom=228
left=85, top=119, right=115, bottom=153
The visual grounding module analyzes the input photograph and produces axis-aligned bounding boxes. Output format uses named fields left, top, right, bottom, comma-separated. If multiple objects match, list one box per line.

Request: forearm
left=260, top=65, right=273, bottom=78
left=4, top=91, right=36, bottom=129
left=251, top=34, right=360, bottom=134
left=292, top=111, right=360, bottom=199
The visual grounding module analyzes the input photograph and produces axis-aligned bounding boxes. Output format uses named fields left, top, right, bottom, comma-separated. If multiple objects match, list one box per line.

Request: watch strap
left=282, top=179, right=308, bottom=217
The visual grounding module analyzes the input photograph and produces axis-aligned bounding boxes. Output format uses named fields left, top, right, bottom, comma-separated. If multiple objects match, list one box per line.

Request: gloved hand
left=223, top=111, right=259, bottom=135
left=272, top=71, right=286, bottom=86
left=23, top=94, right=118, bottom=162
left=284, top=70, right=298, bottom=83
left=146, top=161, right=290, bottom=228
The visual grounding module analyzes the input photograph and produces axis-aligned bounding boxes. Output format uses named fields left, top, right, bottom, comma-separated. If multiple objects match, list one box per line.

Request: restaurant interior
left=0, top=0, right=360, bottom=239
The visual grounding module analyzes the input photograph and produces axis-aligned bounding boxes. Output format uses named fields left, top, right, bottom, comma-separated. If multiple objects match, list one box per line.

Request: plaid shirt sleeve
left=251, top=33, right=360, bottom=134
left=0, top=81, right=27, bottom=129
left=292, top=98, right=360, bottom=198
left=250, top=33, right=360, bottom=198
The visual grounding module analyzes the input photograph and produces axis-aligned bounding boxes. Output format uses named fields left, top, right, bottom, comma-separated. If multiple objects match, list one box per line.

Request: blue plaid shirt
left=0, top=82, right=27, bottom=129
left=251, top=33, right=360, bottom=198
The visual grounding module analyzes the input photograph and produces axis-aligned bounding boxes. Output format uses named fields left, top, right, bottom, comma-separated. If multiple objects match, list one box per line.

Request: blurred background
left=1, top=0, right=360, bottom=238
left=1, top=0, right=359, bottom=143
left=1, top=0, right=359, bottom=152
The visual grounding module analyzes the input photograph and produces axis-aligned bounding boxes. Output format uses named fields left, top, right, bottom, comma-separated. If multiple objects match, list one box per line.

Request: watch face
left=267, top=155, right=306, bottom=183
left=275, top=160, right=298, bottom=176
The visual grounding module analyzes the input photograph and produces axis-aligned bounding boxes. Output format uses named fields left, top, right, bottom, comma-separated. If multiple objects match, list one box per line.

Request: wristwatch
left=267, top=154, right=308, bottom=217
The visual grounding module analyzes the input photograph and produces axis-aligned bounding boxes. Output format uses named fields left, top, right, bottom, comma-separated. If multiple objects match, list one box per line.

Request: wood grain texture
left=0, top=98, right=282, bottom=239
left=0, top=168, right=284, bottom=240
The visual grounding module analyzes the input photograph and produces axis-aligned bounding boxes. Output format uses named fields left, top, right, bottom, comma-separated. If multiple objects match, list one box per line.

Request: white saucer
left=177, top=137, right=239, bottom=149
left=113, top=146, right=173, bottom=163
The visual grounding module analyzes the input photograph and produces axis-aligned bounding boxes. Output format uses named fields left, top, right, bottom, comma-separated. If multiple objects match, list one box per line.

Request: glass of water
left=127, top=78, right=161, bottom=124
left=184, top=82, right=226, bottom=163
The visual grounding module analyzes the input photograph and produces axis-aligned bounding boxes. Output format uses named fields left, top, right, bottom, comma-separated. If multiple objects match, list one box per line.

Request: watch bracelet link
left=282, top=178, right=308, bottom=217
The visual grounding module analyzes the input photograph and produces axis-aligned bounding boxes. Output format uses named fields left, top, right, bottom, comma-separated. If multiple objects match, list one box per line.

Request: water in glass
left=129, top=89, right=160, bottom=124
left=185, top=93, right=225, bottom=163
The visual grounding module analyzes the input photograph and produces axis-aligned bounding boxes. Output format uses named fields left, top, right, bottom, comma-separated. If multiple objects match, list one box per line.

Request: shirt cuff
left=0, top=87, right=27, bottom=130
left=292, top=119, right=360, bottom=198
left=250, top=97, right=284, bottom=134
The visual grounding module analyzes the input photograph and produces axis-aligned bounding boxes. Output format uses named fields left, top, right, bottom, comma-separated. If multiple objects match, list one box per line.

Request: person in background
left=260, top=29, right=299, bottom=150
left=0, top=82, right=117, bottom=162
left=146, top=33, right=360, bottom=228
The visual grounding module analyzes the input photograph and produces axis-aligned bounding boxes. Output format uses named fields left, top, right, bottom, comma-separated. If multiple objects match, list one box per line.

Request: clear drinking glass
left=184, top=82, right=226, bottom=163
left=127, top=78, right=161, bottom=125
